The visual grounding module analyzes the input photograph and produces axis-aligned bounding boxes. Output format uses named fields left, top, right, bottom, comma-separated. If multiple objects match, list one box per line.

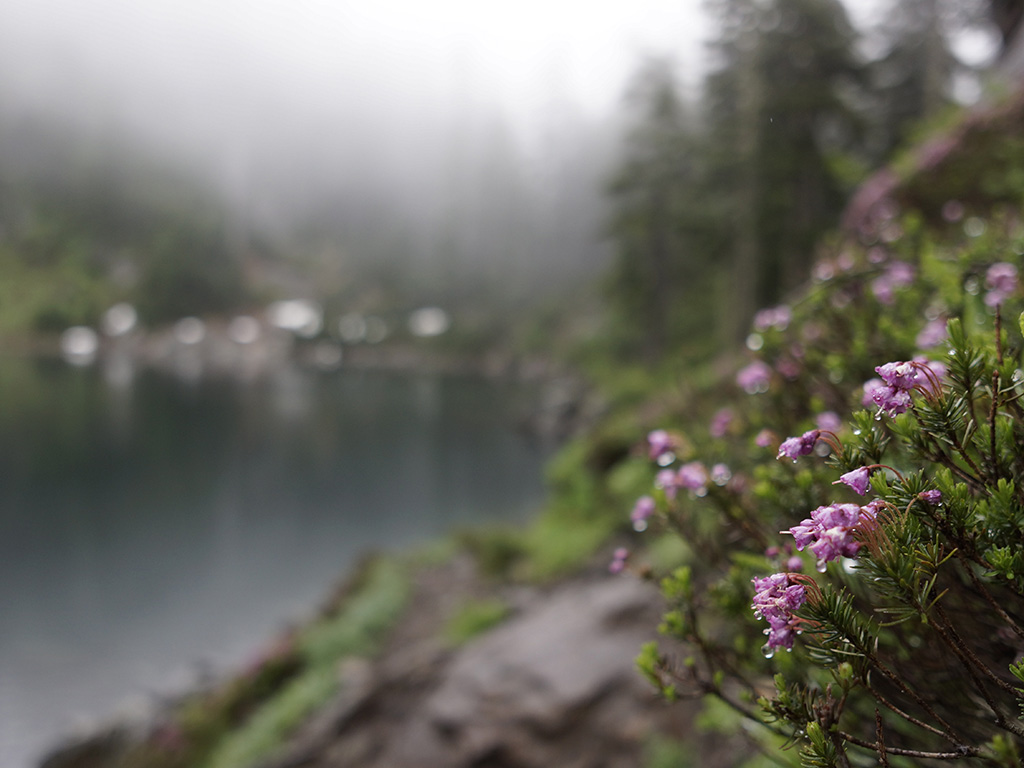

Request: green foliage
left=443, top=598, right=512, bottom=646
left=201, top=672, right=337, bottom=768
left=615, top=211, right=1024, bottom=764
left=643, top=734, right=695, bottom=768
left=121, top=557, right=410, bottom=768
left=133, top=224, right=245, bottom=324
left=298, top=558, right=410, bottom=667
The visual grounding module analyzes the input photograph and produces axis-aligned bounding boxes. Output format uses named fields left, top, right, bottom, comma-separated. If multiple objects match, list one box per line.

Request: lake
left=0, top=356, right=555, bottom=768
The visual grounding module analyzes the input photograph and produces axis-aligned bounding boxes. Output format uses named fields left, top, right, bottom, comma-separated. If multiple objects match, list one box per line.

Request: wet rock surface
left=40, top=555, right=748, bottom=768
left=259, top=562, right=720, bottom=768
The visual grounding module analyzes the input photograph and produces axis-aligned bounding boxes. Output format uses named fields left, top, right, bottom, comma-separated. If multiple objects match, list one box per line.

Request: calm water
left=0, top=357, right=554, bottom=768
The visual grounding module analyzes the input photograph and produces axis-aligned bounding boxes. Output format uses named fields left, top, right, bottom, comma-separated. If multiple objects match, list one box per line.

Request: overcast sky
left=2, top=0, right=995, bottom=237
left=1, top=1, right=712, bottom=136
left=1, top=0, right=985, bottom=154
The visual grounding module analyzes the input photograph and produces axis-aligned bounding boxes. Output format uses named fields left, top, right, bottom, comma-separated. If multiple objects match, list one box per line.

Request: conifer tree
left=604, top=59, right=716, bottom=361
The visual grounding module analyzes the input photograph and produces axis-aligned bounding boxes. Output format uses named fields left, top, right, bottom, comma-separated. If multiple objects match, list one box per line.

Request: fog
left=0, top=2, right=718, bottom=299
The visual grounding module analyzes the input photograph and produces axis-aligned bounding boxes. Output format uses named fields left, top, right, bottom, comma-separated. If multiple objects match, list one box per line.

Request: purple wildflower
left=942, top=200, right=964, bottom=222
left=916, top=318, right=948, bottom=349
left=647, top=430, right=675, bottom=464
left=608, top=547, right=630, bottom=574
left=876, top=361, right=919, bottom=390
left=776, top=357, right=801, bottom=380
left=737, top=360, right=772, bottom=394
left=677, top=462, right=709, bottom=494
left=785, top=503, right=873, bottom=572
left=871, top=261, right=915, bottom=305
left=755, top=429, right=774, bottom=448
left=920, top=490, right=942, bottom=505
left=888, top=261, right=915, bottom=286
left=862, top=378, right=886, bottom=408
left=710, top=408, right=734, bottom=438
left=871, top=361, right=922, bottom=416
left=785, top=556, right=804, bottom=572
left=754, top=305, right=792, bottom=332
left=914, top=357, right=947, bottom=396
left=860, top=499, right=886, bottom=520
left=835, top=467, right=871, bottom=496
left=816, top=411, right=842, bottom=434
left=752, top=572, right=807, bottom=653
left=873, top=387, right=913, bottom=416
left=984, top=263, right=1018, bottom=307
left=777, top=430, right=821, bottom=460
left=711, top=463, right=731, bottom=486
left=630, top=495, right=656, bottom=525
left=656, top=469, right=680, bottom=500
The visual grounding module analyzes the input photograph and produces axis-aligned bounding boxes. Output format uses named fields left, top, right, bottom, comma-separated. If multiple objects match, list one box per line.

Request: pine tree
left=869, top=0, right=963, bottom=159
left=704, top=0, right=864, bottom=332
left=604, top=59, right=719, bottom=361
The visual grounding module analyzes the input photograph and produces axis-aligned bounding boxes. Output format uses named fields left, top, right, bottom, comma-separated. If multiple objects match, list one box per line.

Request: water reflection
left=0, top=359, right=552, bottom=767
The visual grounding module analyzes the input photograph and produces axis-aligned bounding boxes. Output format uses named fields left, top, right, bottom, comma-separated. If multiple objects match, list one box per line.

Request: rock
left=279, top=574, right=699, bottom=768
left=38, top=727, right=132, bottom=768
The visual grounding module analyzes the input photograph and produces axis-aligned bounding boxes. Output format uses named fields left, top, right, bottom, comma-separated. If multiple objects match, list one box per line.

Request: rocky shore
left=38, top=548, right=751, bottom=768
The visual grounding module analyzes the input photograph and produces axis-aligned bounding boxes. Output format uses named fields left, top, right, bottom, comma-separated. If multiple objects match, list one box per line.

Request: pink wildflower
left=710, top=408, right=734, bottom=438
left=785, top=502, right=875, bottom=572
left=677, top=462, right=708, bottom=493
left=737, top=360, right=772, bottom=394
left=647, top=430, right=675, bottom=463
left=608, top=548, right=630, bottom=574
left=752, top=572, right=807, bottom=653
left=835, top=467, right=871, bottom=496
left=916, top=318, right=948, bottom=349
left=984, top=263, right=1018, bottom=307
left=777, top=430, right=820, bottom=460
left=630, top=495, right=656, bottom=525
left=754, top=305, right=792, bottom=332
left=816, top=411, right=842, bottom=434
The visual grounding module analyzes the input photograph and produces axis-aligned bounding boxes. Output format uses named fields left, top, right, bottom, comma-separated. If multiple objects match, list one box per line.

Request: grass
left=443, top=597, right=512, bottom=646
left=199, top=557, right=410, bottom=768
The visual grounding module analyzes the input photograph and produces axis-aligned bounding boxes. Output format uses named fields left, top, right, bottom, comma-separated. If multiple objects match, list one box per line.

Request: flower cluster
left=753, top=305, right=792, bottom=332
left=871, top=260, right=915, bottom=305
left=765, top=543, right=803, bottom=573
left=777, top=429, right=820, bottom=460
left=751, top=572, right=807, bottom=653
left=647, top=429, right=677, bottom=464
left=984, top=262, right=1018, bottom=307
left=657, top=461, right=709, bottom=499
left=608, top=547, right=630, bottom=574
left=916, top=317, right=948, bottom=349
left=709, top=408, right=734, bottom=438
left=736, top=360, right=772, bottom=394
left=630, top=495, right=656, bottom=529
left=870, top=360, right=919, bottom=415
left=786, top=501, right=882, bottom=572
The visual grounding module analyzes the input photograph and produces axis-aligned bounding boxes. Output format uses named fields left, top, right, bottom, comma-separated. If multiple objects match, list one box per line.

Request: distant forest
left=0, top=0, right=1013, bottom=356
